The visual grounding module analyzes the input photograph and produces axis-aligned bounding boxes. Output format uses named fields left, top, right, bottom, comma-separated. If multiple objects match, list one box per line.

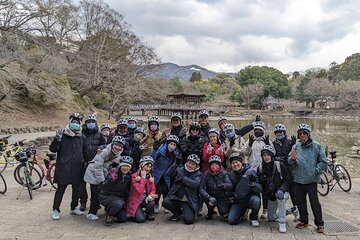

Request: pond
left=160, top=117, right=360, bottom=177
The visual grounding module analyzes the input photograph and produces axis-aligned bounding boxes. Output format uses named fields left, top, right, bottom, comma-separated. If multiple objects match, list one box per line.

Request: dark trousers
left=134, top=200, right=155, bottom=223
left=294, top=182, right=324, bottom=226
left=79, top=180, right=88, bottom=205
left=228, top=195, right=261, bottom=225
left=105, top=199, right=127, bottom=223
left=262, top=192, right=268, bottom=210
left=206, top=197, right=229, bottom=217
left=53, top=184, right=80, bottom=212
left=162, top=197, right=196, bottom=224
left=155, top=177, right=169, bottom=205
left=88, top=184, right=101, bottom=215
left=289, top=181, right=297, bottom=207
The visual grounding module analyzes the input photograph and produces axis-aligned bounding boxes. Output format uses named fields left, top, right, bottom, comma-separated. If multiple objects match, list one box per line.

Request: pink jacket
left=126, top=171, right=156, bottom=217
left=202, top=142, right=225, bottom=174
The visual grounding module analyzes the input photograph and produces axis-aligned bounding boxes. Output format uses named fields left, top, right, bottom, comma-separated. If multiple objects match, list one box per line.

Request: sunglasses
left=298, top=131, right=308, bottom=136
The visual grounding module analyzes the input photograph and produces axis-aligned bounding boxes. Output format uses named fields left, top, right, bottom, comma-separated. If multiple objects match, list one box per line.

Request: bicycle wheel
left=0, top=153, right=8, bottom=173
left=317, top=171, right=329, bottom=197
left=14, top=163, right=42, bottom=190
left=48, top=164, right=57, bottom=190
left=0, top=173, right=7, bottom=194
left=24, top=167, right=33, bottom=200
left=335, top=164, right=352, bottom=192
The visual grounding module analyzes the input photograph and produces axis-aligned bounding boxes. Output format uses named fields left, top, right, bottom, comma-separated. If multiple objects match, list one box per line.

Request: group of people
left=50, top=110, right=327, bottom=234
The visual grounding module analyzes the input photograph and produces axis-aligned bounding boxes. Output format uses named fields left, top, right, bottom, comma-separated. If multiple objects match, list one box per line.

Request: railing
left=129, top=104, right=221, bottom=111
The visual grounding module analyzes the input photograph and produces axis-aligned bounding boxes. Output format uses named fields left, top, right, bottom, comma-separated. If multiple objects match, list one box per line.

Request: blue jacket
left=288, top=140, right=327, bottom=184
left=151, top=143, right=181, bottom=188
left=229, top=163, right=262, bottom=204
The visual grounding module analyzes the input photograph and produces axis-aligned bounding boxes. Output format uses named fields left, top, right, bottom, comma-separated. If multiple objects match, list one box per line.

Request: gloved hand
left=275, top=190, right=285, bottom=200
left=55, top=128, right=63, bottom=141
left=207, top=143, right=214, bottom=153
left=248, top=174, right=257, bottom=187
left=227, top=192, right=237, bottom=203
left=140, top=170, right=147, bottom=178
left=229, top=138, right=236, bottom=147
left=175, top=156, right=182, bottom=165
left=208, top=197, right=217, bottom=207
left=255, top=115, right=261, bottom=122
left=263, top=135, right=270, bottom=145
left=291, top=135, right=297, bottom=144
left=248, top=135, right=255, bottom=147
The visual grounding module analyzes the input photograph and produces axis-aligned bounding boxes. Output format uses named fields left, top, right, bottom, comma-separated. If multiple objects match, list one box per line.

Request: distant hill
left=141, top=62, right=235, bottom=80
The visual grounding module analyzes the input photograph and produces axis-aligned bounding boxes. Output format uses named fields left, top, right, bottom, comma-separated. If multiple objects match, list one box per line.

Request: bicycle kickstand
left=16, top=187, right=25, bottom=200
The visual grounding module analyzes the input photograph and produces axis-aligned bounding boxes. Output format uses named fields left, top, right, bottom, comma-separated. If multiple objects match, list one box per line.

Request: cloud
left=103, top=0, right=360, bottom=73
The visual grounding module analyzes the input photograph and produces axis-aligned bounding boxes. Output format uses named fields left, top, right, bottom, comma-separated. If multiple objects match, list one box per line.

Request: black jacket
left=179, top=135, right=206, bottom=163
left=99, top=171, right=131, bottom=199
left=49, top=131, right=87, bottom=185
left=199, top=123, right=212, bottom=142
left=82, top=125, right=106, bottom=162
left=199, top=169, right=233, bottom=200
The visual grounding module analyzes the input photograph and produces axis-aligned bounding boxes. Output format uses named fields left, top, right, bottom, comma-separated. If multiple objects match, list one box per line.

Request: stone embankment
left=0, top=126, right=60, bottom=135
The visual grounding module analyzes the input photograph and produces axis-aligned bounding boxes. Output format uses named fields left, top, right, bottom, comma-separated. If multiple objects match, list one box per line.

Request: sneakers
left=170, top=213, right=181, bottom=221
left=80, top=203, right=86, bottom=212
left=296, top=221, right=309, bottom=229
left=70, top=207, right=84, bottom=216
left=292, top=206, right=299, bottom=221
left=104, top=215, right=113, bottom=226
left=316, top=225, right=324, bottom=233
left=279, top=223, right=287, bottom=233
left=52, top=210, right=60, bottom=220
left=251, top=220, right=260, bottom=227
left=260, top=209, right=267, bottom=219
left=86, top=213, right=99, bottom=221
left=154, top=204, right=159, bottom=214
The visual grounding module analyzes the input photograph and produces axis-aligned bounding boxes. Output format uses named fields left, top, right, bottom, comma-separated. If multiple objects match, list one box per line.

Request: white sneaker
left=86, top=213, right=99, bottom=221
left=70, top=207, right=84, bottom=216
left=279, top=223, right=287, bottom=233
left=52, top=210, right=60, bottom=220
left=251, top=220, right=259, bottom=227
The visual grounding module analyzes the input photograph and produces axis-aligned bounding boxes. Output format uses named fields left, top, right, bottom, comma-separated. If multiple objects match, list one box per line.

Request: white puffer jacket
left=84, top=144, right=122, bottom=185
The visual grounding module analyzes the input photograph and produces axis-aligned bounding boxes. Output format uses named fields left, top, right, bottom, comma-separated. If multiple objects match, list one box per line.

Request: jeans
left=294, top=182, right=324, bottom=226
left=106, top=199, right=127, bottom=223
left=134, top=200, right=155, bottom=223
left=88, top=184, right=100, bottom=215
left=228, top=195, right=261, bottom=225
left=267, top=192, right=289, bottom=223
left=162, top=198, right=196, bottom=224
left=205, top=197, right=229, bottom=217
left=53, top=184, right=80, bottom=212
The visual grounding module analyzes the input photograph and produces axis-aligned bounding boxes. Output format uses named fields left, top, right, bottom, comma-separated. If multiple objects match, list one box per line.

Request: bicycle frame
left=29, top=150, right=56, bottom=189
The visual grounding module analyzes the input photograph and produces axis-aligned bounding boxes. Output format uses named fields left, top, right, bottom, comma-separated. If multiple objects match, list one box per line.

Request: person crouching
left=162, top=154, right=202, bottom=224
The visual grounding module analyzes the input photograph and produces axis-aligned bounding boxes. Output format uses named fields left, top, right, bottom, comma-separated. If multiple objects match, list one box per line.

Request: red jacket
left=202, top=142, right=225, bottom=173
left=126, top=171, right=156, bottom=217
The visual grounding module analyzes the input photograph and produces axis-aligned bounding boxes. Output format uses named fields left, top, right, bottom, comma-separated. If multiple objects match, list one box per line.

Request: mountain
left=141, top=62, right=233, bottom=80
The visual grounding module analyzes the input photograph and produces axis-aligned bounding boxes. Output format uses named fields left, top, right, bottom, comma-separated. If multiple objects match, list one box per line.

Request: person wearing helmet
left=83, top=135, right=125, bottom=221
left=110, top=119, right=131, bottom=156
left=150, top=135, right=182, bottom=214
left=218, top=116, right=229, bottom=142
left=80, top=114, right=106, bottom=212
left=197, top=110, right=212, bottom=142
left=202, top=128, right=225, bottom=174
left=227, top=152, right=262, bottom=226
left=140, top=115, right=163, bottom=156
left=288, top=124, right=327, bottom=233
left=50, top=113, right=87, bottom=220
left=272, top=123, right=298, bottom=221
left=130, top=128, right=146, bottom=172
left=223, top=123, right=246, bottom=168
left=179, top=122, right=205, bottom=163
left=127, top=117, right=138, bottom=135
left=162, top=154, right=202, bottom=224
left=126, top=156, right=156, bottom=223
left=100, top=124, right=112, bottom=143
left=257, top=145, right=290, bottom=233
left=161, top=112, right=188, bottom=143
left=199, top=155, right=233, bottom=220
left=98, top=156, right=133, bottom=226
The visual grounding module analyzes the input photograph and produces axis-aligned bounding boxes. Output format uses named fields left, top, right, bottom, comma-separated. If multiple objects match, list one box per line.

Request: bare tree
left=241, top=82, right=264, bottom=110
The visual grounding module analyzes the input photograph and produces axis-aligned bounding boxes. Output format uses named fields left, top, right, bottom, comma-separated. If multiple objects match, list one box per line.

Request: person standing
left=288, top=124, right=327, bottom=233
left=50, top=113, right=87, bottom=220
left=197, top=110, right=212, bottom=142
left=140, top=115, right=163, bottom=156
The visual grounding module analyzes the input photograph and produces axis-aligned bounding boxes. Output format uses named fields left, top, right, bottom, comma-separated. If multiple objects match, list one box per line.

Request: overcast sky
left=103, top=0, right=360, bottom=73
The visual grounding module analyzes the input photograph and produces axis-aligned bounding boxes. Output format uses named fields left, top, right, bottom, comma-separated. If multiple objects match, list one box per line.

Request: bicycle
left=0, top=172, right=7, bottom=194
left=14, top=149, right=41, bottom=200
left=317, top=151, right=352, bottom=197
left=14, top=149, right=57, bottom=190
left=0, top=137, right=26, bottom=173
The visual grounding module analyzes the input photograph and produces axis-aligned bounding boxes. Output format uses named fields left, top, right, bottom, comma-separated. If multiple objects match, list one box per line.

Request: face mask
left=86, top=122, right=96, bottom=129
left=69, top=123, right=80, bottom=131
left=128, top=123, right=136, bottom=129
left=150, top=125, right=158, bottom=131
left=167, top=144, right=176, bottom=152
left=254, top=131, right=264, bottom=138
left=210, top=164, right=220, bottom=173
left=275, top=135, right=286, bottom=140
left=226, top=131, right=235, bottom=138
left=102, top=130, right=110, bottom=137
